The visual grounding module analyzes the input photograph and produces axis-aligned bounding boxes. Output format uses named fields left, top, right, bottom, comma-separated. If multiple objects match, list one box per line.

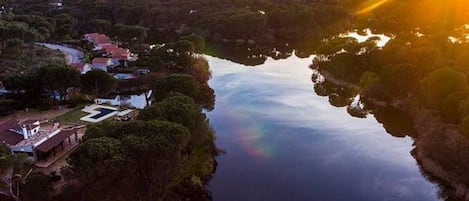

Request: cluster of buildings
left=0, top=119, right=82, bottom=166
left=0, top=34, right=144, bottom=167
left=70, top=33, right=138, bottom=74
left=0, top=28, right=150, bottom=168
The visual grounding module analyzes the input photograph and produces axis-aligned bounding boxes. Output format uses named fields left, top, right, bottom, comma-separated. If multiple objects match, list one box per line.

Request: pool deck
left=80, top=104, right=119, bottom=123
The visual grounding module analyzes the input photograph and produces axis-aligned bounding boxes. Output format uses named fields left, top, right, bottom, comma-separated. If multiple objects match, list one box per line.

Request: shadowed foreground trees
left=39, top=64, right=81, bottom=102
left=65, top=94, right=216, bottom=201
left=80, top=70, right=116, bottom=98
left=2, top=63, right=81, bottom=108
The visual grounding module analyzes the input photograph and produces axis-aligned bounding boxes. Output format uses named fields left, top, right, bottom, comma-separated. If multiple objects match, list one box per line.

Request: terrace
left=80, top=104, right=119, bottom=123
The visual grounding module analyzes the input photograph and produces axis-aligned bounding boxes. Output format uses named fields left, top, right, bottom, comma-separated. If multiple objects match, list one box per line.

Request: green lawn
left=52, top=108, right=89, bottom=125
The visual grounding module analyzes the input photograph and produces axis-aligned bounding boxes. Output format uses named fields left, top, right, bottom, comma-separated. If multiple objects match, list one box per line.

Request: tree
left=111, top=24, right=147, bottom=43
left=0, top=21, right=41, bottom=55
left=80, top=70, right=116, bottom=98
left=5, top=38, right=24, bottom=55
left=3, top=74, right=29, bottom=95
left=153, top=74, right=199, bottom=102
left=198, top=83, right=215, bottom=111
left=149, top=40, right=195, bottom=73
left=190, top=57, right=212, bottom=83
left=120, top=120, right=190, bottom=200
left=181, top=34, right=205, bottom=53
left=39, top=64, right=81, bottom=102
left=138, top=94, right=203, bottom=130
left=459, top=116, right=469, bottom=137
left=53, top=14, right=77, bottom=39
left=3, top=70, right=43, bottom=104
left=88, top=19, right=111, bottom=34
left=67, top=137, right=125, bottom=200
left=20, top=173, right=54, bottom=201
left=442, top=91, right=469, bottom=123
left=68, top=120, right=191, bottom=201
left=420, top=68, right=469, bottom=109
left=0, top=143, right=33, bottom=201
left=68, top=92, right=216, bottom=200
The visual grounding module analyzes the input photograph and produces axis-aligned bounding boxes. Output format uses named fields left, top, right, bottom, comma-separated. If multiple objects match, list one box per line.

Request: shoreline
left=319, top=69, right=469, bottom=199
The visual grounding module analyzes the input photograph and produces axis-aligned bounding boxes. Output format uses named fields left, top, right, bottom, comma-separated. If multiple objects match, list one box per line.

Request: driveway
left=38, top=43, right=84, bottom=65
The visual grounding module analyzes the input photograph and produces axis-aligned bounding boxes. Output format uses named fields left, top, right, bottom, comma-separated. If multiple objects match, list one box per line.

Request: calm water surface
left=206, top=54, right=441, bottom=201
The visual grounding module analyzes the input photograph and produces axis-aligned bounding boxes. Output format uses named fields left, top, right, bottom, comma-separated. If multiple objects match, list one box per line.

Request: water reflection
left=205, top=39, right=320, bottom=66
left=206, top=55, right=440, bottom=201
left=340, top=29, right=392, bottom=47
left=97, top=90, right=152, bottom=109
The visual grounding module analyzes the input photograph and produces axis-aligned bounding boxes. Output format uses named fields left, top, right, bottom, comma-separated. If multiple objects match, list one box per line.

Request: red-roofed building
left=85, top=33, right=99, bottom=41
left=85, top=33, right=113, bottom=50
left=95, top=35, right=112, bottom=45
left=71, top=63, right=92, bottom=74
left=92, top=58, right=114, bottom=71
left=110, top=48, right=131, bottom=63
left=102, top=44, right=119, bottom=53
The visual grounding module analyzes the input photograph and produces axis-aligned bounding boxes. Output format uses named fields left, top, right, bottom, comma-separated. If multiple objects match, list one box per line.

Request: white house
left=71, top=63, right=92, bottom=74
left=91, top=58, right=113, bottom=72
left=0, top=119, right=79, bottom=162
left=8, top=119, right=40, bottom=139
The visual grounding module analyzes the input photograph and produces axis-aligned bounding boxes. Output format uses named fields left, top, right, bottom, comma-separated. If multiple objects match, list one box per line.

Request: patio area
left=80, top=104, right=119, bottom=123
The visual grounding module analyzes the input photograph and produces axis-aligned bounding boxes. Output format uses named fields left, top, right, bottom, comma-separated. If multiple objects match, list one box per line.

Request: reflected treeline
left=206, top=28, right=469, bottom=200
left=311, top=69, right=417, bottom=138
left=204, top=39, right=321, bottom=66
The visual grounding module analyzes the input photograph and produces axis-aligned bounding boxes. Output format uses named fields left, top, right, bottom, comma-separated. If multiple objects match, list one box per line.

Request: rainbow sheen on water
left=206, top=54, right=441, bottom=201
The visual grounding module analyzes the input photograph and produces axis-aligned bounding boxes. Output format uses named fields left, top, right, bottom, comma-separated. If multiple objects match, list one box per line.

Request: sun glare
left=355, top=0, right=391, bottom=15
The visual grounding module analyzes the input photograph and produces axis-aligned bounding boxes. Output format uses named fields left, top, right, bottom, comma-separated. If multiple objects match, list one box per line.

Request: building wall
left=10, top=145, right=34, bottom=159
left=30, top=126, right=40, bottom=136
left=91, top=64, right=108, bottom=72
left=83, top=64, right=92, bottom=74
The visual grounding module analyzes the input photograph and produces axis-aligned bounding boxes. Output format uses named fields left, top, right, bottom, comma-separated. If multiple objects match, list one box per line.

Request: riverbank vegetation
left=1, top=0, right=469, bottom=200
left=55, top=36, right=217, bottom=200
left=60, top=93, right=216, bottom=201
left=311, top=0, right=469, bottom=199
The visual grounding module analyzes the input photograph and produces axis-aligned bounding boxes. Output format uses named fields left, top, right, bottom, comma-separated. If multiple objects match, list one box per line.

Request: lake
left=206, top=54, right=441, bottom=201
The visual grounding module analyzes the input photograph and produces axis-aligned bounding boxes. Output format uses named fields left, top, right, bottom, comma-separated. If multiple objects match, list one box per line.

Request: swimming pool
left=89, top=108, right=116, bottom=119
left=114, top=73, right=136, bottom=80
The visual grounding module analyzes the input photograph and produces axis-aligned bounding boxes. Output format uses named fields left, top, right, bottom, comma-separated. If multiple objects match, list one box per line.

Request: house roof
left=85, top=33, right=99, bottom=38
left=71, top=63, right=89, bottom=71
left=96, top=38, right=112, bottom=44
left=0, top=120, right=24, bottom=146
left=102, top=44, right=118, bottom=50
left=112, top=52, right=129, bottom=56
left=92, top=58, right=111, bottom=64
left=111, top=48, right=129, bottom=53
left=21, top=119, right=40, bottom=125
left=113, top=56, right=130, bottom=60
left=103, top=46, right=119, bottom=54
left=111, top=48, right=130, bottom=58
left=35, top=129, right=77, bottom=153
left=18, top=119, right=40, bottom=131
left=71, top=63, right=86, bottom=68
left=94, top=35, right=112, bottom=44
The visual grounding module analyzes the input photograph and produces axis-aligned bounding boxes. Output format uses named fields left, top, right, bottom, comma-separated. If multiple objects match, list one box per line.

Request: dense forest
left=1, top=0, right=469, bottom=200
left=0, top=0, right=351, bottom=42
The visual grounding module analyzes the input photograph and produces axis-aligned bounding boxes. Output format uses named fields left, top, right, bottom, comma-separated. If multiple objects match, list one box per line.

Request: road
left=38, top=43, right=84, bottom=65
